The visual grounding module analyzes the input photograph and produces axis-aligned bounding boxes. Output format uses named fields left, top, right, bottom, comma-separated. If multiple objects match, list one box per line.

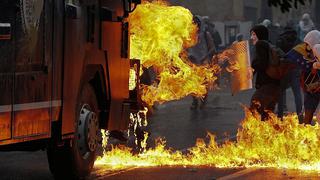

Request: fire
left=129, top=1, right=221, bottom=106
left=95, top=110, right=320, bottom=171
left=129, top=68, right=137, bottom=91
left=95, top=0, right=320, bottom=174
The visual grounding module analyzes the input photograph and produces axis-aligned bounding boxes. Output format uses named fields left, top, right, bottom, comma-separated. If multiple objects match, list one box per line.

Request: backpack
left=265, top=44, right=294, bottom=80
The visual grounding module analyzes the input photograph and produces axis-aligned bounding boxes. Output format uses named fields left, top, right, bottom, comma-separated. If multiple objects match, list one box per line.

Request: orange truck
left=0, top=0, right=141, bottom=178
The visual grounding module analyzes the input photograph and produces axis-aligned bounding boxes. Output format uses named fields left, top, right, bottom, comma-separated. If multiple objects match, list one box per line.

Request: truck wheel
left=47, top=83, right=100, bottom=179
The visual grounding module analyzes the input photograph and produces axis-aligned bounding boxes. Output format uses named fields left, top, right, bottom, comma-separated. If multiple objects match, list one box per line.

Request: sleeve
left=285, top=49, right=309, bottom=70
left=251, top=41, right=269, bottom=72
left=286, top=49, right=301, bottom=64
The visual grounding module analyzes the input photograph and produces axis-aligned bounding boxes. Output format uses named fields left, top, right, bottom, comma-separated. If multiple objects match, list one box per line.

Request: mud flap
left=121, top=102, right=131, bottom=129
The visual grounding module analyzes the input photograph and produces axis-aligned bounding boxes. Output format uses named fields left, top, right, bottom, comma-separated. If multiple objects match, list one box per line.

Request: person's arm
left=285, top=48, right=306, bottom=68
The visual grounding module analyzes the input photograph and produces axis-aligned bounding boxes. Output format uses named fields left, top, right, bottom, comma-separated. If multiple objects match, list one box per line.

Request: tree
left=268, top=0, right=312, bottom=12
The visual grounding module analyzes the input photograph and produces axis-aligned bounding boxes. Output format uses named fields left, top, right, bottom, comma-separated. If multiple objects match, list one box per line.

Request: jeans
left=277, top=68, right=303, bottom=118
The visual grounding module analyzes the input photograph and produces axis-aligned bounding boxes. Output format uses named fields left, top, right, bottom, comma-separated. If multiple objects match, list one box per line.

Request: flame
left=96, top=110, right=320, bottom=171
left=129, top=1, right=221, bottom=106
left=95, top=0, right=320, bottom=174
left=129, top=68, right=137, bottom=91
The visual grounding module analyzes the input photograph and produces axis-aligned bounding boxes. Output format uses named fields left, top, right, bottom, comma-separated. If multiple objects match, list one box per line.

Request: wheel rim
left=77, top=104, right=99, bottom=158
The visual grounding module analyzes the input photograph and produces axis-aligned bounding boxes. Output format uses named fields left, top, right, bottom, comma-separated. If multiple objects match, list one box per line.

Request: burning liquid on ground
left=96, top=110, right=320, bottom=171
left=95, top=1, right=320, bottom=172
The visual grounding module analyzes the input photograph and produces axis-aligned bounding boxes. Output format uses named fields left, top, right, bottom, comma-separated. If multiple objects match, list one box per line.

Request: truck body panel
left=0, top=0, right=138, bottom=146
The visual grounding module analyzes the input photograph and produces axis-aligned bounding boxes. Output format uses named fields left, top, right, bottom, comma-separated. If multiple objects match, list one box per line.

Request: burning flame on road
left=96, top=0, right=320, bottom=174
left=95, top=109, right=320, bottom=171
left=129, top=1, right=221, bottom=106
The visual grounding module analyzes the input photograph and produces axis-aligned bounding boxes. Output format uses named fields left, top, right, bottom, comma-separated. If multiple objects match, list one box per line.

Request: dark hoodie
left=251, top=25, right=280, bottom=89
left=276, top=26, right=301, bottom=53
left=251, top=25, right=269, bottom=41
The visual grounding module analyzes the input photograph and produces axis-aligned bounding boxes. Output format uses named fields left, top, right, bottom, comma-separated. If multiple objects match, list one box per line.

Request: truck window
left=15, top=1, right=45, bottom=70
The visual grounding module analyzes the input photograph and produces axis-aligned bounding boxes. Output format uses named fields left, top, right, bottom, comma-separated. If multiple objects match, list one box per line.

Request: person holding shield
left=249, top=25, right=281, bottom=121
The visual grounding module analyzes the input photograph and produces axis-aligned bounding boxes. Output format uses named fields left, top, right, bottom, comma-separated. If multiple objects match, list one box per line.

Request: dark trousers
left=250, top=84, right=281, bottom=121
left=303, top=91, right=320, bottom=124
left=277, top=69, right=303, bottom=118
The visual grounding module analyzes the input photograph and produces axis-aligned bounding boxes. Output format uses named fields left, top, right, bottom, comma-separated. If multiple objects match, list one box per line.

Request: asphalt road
left=1, top=81, right=318, bottom=179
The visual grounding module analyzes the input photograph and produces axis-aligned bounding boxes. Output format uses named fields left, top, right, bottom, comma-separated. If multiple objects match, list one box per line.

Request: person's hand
left=247, top=67, right=254, bottom=79
left=313, top=62, right=320, bottom=69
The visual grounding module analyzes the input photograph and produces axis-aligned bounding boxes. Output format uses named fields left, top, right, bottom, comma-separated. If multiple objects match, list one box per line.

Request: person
left=275, top=26, right=303, bottom=121
left=286, top=30, right=320, bottom=124
left=205, top=20, right=222, bottom=51
left=249, top=25, right=281, bottom=121
left=297, top=13, right=315, bottom=41
left=188, top=15, right=215, bottom=109
left=203, top=16, right=217, bottom=59
left=233, top=33, right=243, bottom=44
left=261, top=19, right=281, bottom=45
left=261, top=19, right=271, bottom=28
left=311, top=45, right=320, bottom=124
left=312, top=44, right=320, bottom=69
left=187, top=15, right=212, bottom=65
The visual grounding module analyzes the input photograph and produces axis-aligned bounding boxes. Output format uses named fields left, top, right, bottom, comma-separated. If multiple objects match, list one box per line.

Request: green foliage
left=268, top=0, right=311, bottom=12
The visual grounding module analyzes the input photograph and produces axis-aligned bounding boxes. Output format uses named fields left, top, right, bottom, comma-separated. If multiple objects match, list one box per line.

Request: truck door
left=0, top=2, right=14, bottom=141
left=12, top=1, right=52, bottom=138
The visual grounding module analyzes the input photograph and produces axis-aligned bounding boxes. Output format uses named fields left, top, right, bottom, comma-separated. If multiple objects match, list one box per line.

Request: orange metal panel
left=102, top=22, right=124, bottom=101
left=13, top=73, right=51, bottom=138
left=0, top=134, right=50, bottom=146
left=0, top=75, right=13, bottom=141
left=61, top=18, right=84, bottom=135
left=13, top=109, right=50, bottom=138
left=0, top=112, right=11, bottom=140
left=102, top=21, right=130, bottom=130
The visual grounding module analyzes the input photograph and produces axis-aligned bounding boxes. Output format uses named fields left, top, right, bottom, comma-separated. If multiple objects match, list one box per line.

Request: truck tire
left=47, top=83, right=100, bottom=179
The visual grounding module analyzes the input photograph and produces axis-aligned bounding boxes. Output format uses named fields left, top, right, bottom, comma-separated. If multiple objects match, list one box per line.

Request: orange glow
left=96, top=110, right=320, bottom=171
left=129, top=1, right=221, bottom=106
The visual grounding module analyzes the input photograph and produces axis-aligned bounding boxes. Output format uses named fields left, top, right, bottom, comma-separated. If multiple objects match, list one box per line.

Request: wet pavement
left=145, top=87, right=251, bottom=150
left=0, top=151, right=52, bottom=180
left=1, top=83, right=319, bottom=179
left=92, top=167, right=320, bottom=180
